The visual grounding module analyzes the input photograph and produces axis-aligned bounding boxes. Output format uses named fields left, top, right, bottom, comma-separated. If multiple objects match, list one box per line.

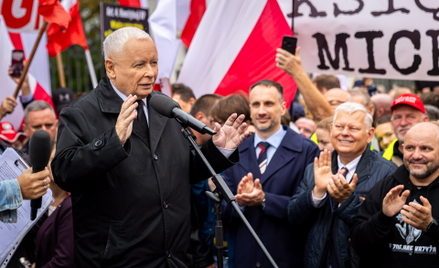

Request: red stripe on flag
left=34, top=82, right=54, bottom=107
left=180, top=0, right=206, bottom=48
left=118, top=0, right=141, bottom=7
left=214, top=0, right=296, bottom=108
left=8, top=33, right=55, bottom=111
left=8, top=33, right=24, bottom=50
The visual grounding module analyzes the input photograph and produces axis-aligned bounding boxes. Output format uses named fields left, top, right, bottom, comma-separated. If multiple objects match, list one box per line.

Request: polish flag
left=46, top=0, right=88, bottom=57
left=180, top=0, right=206, bottom=48
left=0, top=15, right=53, bottom=130
left=178, top=0, right=296, bottom=106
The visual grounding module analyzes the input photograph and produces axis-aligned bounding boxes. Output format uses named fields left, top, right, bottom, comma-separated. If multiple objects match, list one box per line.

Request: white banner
left=293, top=0, right=439, bottom=81
left=0, top=0, right=41, bottom=32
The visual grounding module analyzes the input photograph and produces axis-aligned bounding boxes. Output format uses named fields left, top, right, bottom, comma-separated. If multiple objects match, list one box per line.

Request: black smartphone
left=11, top=49, right=24, bottom=78
left=281, top=36, right=297, bottom=55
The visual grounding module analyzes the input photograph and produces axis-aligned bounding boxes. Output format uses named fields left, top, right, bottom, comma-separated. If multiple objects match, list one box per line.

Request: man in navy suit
left=222, top=80, right=320, bottom=267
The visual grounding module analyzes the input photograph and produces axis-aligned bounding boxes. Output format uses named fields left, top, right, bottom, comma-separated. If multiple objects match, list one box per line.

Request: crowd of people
left=1, top=26, right=439, bottom=268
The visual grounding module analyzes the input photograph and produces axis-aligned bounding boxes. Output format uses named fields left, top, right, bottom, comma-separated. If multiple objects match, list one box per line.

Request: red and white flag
left=46, top=0, right=88, bottom=57
left=0, top=0, right=55, bottom=129
left=0, top=15, right=53, bottom=130
left=180, top=0, right=206, bottom=48
left=178, top=0, right=296, bottom=105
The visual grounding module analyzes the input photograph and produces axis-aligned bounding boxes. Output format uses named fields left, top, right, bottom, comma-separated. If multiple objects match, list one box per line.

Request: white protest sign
left=292, top=0, right=439, bottom=81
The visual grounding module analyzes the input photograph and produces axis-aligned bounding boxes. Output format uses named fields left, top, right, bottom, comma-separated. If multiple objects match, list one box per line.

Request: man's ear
left=105, top=59, right=116, bottom=79
left=366, top=127, right=375, bottom=144
left=189, top=97, right=196, bottom=107
left=195, top=111, right=205, bottom=121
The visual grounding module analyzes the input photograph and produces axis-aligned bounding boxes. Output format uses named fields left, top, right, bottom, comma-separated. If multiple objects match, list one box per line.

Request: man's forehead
left=406, top=124, right=439, bottom=143
left=334, top=111, right=365, bottom=123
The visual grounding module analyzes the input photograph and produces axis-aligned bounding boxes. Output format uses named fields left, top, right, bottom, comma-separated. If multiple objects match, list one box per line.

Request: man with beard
left=383, top=93, right=429, bottom=166
left=352, top=122, right=439, bottom=267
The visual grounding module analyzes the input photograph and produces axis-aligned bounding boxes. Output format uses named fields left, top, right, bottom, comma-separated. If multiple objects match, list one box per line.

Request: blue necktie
left=257, top=142, right=270, bottom=174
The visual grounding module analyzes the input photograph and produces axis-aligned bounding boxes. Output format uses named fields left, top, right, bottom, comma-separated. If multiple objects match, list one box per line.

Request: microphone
left=29, top=129, right=52, bottom=220
left=150, top=94, right=216, bottom=135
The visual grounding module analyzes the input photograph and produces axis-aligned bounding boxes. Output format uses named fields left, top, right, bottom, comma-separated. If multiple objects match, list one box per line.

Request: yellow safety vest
left=382, top=139, right=398, bottom=160
left=310, top=132, right=318, bottom=145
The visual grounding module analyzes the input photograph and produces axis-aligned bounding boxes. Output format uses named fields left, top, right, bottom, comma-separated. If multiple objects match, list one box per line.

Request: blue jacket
left=288, top=147, right=397, bottom=268
left=222, top=126, right=320, bottom=268
left=0, top=179, right=22, bottom=223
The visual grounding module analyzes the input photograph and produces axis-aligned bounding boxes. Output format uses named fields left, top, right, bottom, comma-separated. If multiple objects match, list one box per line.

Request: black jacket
left=52, top=77, right=238, bottom=267
left=351, top=165, right=439, bottom=268
left=288, top=148, right=397, bottom=268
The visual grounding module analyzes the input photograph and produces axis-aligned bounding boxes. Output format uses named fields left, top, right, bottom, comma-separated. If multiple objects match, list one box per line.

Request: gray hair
left=333, top=102, right=373, bottom=130
left=348, top=87, right=372, bottom=107
left=425, top=104, right=439, bottom=121
left=102, top=27, right=151, bottom=60
left=24, top=101, right=55, bottom=124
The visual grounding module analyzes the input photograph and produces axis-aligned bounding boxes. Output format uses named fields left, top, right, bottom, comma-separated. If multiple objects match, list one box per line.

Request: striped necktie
left=257, top=142, right=270, bottom=174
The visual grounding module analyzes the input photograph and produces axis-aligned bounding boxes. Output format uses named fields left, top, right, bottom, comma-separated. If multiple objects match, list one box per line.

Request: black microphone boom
left=29, top=129, right=52, bottom=220
left=150, top=94, right=216, bottom=135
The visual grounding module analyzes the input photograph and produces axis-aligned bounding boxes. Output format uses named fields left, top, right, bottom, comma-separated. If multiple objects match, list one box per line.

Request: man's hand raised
left=116, top=94, right=138, bottom=145
left=212, top=113, right=249, bottom=150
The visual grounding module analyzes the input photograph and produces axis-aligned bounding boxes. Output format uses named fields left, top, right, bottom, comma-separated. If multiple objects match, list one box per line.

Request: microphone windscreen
left=150, top=94, right=179, bottom=118
left=29, top=129, right=52, bottom=172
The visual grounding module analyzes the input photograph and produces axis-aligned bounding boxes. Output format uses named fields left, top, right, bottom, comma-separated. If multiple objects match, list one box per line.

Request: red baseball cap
left=0, top=122, right=26, bottom=143
left=390, top=93, right=425, bottom=114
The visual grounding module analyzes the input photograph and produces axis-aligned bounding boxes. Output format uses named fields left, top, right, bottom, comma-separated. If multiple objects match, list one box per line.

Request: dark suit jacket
left=35, top=195, right=74, bottom=268
left=222, top=126, right=319, bottom=267
left=51, top=77, right=238, bottom=268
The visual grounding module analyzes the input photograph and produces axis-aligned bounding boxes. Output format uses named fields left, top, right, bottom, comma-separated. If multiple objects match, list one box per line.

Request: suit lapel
left=260, top=128, right=303, bottom=184
left=148, top=91, right=168, bottom=154
left=236, top=135, right=260, bottom=176
left=260, top=145, right=297, bottom=184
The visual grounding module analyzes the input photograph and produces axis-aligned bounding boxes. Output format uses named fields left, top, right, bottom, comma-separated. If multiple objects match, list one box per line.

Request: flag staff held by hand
left=13, top=21, right=48, bottom=99
left=13, top=0, right=71, bottom=99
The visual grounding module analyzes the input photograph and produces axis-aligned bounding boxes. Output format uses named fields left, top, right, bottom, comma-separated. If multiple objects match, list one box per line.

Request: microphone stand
left=179, top=126, right=279, bottom=268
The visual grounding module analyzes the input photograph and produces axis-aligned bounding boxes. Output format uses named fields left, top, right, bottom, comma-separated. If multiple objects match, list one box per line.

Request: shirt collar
left=337, top=154, right=362, bottom=173
left=110, top=81, right=146, bottom=106
left=254, top=125, right=287, bottom=149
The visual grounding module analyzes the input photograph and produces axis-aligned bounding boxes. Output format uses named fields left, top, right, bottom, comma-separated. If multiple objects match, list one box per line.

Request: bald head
left=403, top=122, right=439, bottom=183
left=405, top=122, right=439, bottom=144
left=324, top=88, right=353, bottom=111
left=371, top=93, right=393, bottom=119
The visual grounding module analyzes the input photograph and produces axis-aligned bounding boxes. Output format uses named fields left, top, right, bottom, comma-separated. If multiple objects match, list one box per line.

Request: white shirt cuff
left=312, top=192, right=327, bottom=207
left=216, top=147, right=235, bottom=158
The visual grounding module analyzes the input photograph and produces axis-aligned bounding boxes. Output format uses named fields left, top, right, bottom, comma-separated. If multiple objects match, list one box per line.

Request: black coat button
left=153, top=154, right=158, bottom=160
left=95, top=140, right=103, bottom=147
left=163, top=202, right=169, bottom=209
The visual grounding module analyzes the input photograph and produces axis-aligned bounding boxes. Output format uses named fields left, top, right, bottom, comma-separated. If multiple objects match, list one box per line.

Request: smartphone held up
left=281, top=36, right=297, bottom=55
left=11, top=49, right=24, bottom=78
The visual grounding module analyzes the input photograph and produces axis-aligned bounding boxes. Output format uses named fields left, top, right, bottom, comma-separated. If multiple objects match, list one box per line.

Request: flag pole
left=56, top=53, right=67, bottom=87
left=84, top=49, right=98, bottom=88
left=13, top=20, right=48, bottom=99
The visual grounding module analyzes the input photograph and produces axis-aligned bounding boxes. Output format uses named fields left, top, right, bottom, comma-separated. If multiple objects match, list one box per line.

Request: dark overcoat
left=222, top=126, right=319, bottom=267
left=52, top=77, right=237, bottom=267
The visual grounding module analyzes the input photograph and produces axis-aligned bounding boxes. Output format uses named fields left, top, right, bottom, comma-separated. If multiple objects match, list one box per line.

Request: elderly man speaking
left=52, top=27, right=249, bottom=268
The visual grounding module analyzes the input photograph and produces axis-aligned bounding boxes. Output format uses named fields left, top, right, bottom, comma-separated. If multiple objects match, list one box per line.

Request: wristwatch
left=426, top=219, right=438, bottom=235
